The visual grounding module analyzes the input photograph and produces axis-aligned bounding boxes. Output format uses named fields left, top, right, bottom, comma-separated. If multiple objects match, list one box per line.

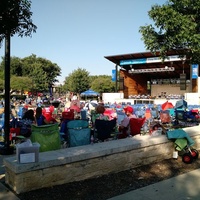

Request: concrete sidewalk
left=108, top=168, right=200, bottom=200
left=0, top=182, right=20, bottom=200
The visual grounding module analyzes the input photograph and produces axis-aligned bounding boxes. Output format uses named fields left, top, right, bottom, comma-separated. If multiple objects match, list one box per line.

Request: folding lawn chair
left=129, top=117, right=146, bottom=136
left=95, top=119, right=116, bottom=141
left=160, top=110, right=171, bottom=124
left=67, top=120, right=91, bottom=147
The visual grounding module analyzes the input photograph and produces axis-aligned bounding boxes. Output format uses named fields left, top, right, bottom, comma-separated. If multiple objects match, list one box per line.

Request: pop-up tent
left=80, top=89, right=100, bottom=97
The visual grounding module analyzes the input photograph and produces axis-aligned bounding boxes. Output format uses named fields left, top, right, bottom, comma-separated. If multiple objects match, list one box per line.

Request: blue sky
left=0, top=0, right=166, bottom=83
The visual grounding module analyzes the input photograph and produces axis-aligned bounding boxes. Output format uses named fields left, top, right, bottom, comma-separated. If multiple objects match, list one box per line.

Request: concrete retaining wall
left=4, top=125, right=200, bottom=194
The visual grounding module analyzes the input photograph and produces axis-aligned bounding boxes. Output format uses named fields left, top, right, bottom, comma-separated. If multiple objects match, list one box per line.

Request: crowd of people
left=1, top=93, right=142, bottom=141
left=0, top=92, right=199, bottom=145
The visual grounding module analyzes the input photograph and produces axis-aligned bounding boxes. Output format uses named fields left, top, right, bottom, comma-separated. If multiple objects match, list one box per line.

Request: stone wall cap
left=3, top=125, right=199, bottom=174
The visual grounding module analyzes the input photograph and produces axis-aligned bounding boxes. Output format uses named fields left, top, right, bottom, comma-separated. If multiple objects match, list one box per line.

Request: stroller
left=167, top=129, right=199, bottom=164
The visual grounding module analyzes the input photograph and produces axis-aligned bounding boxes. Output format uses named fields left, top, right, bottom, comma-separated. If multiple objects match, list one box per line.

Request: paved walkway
left=0, top=154, right=20, bottom=200
left=108, top=168, right=200, bottom=200
left=1, top=153, right=200, bottom=200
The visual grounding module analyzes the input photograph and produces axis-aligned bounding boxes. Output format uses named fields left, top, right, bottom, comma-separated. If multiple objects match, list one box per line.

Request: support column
left=115, top=64, right=118, bottom=92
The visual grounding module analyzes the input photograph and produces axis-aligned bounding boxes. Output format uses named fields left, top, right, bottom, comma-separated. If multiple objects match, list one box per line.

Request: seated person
left=95, top=104, right=109, bottom=121
left=35, top=107, right=57, bottom=126
left=19, top=109, right=36, bottom=137
left=70, top=99, right=81, bottom=113
left=22, top=109, right=35, bottom=124
left=118, top=106, right=136, bottom=138
left=103, top=108, right=117, bottom=120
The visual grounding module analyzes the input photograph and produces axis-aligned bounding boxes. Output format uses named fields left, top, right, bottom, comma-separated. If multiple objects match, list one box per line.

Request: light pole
left=0, top=32, right=14, bottom=155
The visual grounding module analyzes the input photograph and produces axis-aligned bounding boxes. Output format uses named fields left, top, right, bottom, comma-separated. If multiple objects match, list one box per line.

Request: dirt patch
left=12, top=155, right=200, bottom=200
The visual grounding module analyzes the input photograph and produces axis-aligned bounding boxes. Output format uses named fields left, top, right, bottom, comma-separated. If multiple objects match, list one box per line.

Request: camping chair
left=160, top=110, right=171, bottom=124
left=150, top=109, right=159, bottom=119
left=0, top=113, right=4, bottom=131
left=95, top=119, right=116, bottom=141
left=175, top=108, right=186, bottom=118
left=174, top=108, right=188, bottom=125
left=167, top=108, right=175, bottom=117
left=67, top=120, right=91, bottom=147
left=62, top=109, right=74, bottom=120
left=31, top=124, right=61, bottom=152
left=129, top=117, right=146, bottom=136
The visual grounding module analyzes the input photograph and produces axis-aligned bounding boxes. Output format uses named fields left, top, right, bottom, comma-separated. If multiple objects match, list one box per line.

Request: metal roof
left=105, top=50, right=191, bottom=79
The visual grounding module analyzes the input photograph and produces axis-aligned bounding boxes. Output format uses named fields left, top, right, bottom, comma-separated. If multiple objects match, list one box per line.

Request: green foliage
left=139, top=0, right=200, bottom=63
left=0, top=0, right=37, bottom=46
left=64, top=71, right=116, bottom=94
left=0, top=80, right=4, bottom=91
left=0, top=55, right=61, bottom=92
left=0, top=70, right=4, bottom=90
left=64, top=68, right=90, bottom=94
left=10, top=75, right=32, bottom=93
left=0, top=70, right=4, bottom=79
left=10, top=56, right=23, bottom=76
left=31, top=66, right=48, bottom=91
left=21, top=54, right=61, bottom=86
left=90, top=75, right=115, bottom=93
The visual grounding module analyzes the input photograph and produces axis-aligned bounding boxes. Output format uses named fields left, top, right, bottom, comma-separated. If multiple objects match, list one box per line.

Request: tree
left=0, top=60, right=4, bottom=90
left=10, top=75, right=32, bottom=94
left=0, top=55, right=61, bottom=92
left=29, top=66, right=48, bottom=92
left=139, top=0, right=200, bottom=63
left=64, top=68, right=90, bottom=94
left=0, top=0, right=37, bottom=45
left=21, top=54, right=61, bottom=90
left=90, top=75, right=115, bottom=93
left=0, top=56, right=23, bottom=76
left=0, top=71, right=4, bottom=91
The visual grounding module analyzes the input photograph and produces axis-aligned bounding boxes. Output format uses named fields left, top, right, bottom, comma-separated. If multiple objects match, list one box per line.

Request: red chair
left=62, top=109, right=74, bottom=120
left=9, top=127, right=21, bottom=141
left=129, top=117, right=146, bottom=136
left=117, top=126, right=128, bottom=139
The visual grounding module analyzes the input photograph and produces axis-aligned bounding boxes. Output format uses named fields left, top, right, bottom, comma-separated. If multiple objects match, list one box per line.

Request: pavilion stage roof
left=105, top=50, right=191, bottom=80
